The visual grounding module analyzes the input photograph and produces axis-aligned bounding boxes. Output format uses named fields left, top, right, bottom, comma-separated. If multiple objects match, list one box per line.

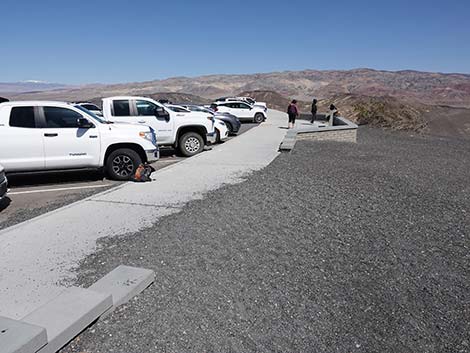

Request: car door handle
left=137, top=120, right=146, bottom=123
left=44, top=133, right=58, bottom=137
left=89, top=135, right=98, bottom=138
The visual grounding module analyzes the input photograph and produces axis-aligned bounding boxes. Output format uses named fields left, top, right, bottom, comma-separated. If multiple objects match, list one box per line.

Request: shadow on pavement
left=0, top=197, right=11, bottom=212
left=7, top=170, right=106, bottom=188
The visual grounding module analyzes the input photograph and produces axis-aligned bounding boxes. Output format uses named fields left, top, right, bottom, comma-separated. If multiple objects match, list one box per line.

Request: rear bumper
left=206, top=132, right=217, bottom=144
left=145, top=148, right=160, bottom=163
left=0, top=178, right=7, bottom=200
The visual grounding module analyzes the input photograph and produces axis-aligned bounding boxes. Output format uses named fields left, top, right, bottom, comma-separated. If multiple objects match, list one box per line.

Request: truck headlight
left=139, top=131, right=156, bottom=145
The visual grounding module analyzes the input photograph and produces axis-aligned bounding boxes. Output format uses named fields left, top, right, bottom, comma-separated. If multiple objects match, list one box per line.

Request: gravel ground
left=62, top=127, right=469, bottom=353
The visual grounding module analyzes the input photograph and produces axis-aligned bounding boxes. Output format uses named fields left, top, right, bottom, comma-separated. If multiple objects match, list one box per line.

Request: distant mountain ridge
left=4, top=68, right=470, bottom=108
left=0, top=81, right=72, bottom=94
left=2, top=68, right=470, bottom=137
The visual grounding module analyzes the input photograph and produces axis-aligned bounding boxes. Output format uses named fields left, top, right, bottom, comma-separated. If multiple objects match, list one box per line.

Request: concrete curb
left=0, top=316, right=47, bottom=353
left=89, top=265, right=155, bottom=317
left=1, top=265, right=154, bottom=353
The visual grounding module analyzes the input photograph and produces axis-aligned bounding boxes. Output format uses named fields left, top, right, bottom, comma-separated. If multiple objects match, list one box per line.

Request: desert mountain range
left=1, top=68, right=470, bottom=138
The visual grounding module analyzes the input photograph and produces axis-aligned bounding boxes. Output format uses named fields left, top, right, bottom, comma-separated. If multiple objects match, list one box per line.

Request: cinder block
left=0, top=316, right=47, bottom=353
left=22, top=287, right=112, bottom=353
left=89, top=265, right=155, bottom=312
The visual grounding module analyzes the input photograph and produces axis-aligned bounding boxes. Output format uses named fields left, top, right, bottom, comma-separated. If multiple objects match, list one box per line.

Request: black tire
left=178, top=132, right=204, bottom=157
left=254, top=113, right=264, bottom=123
left=215, top=129, right=221, bottom=143
left=225, top=122, right=233, bottom=134
left=106, top=148, right=142, bottom=181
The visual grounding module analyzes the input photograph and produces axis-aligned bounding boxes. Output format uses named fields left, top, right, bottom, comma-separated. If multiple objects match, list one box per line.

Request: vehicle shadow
left=0, top=197, right=11, bottom=212
left=6, top=170, right=106, bottom=188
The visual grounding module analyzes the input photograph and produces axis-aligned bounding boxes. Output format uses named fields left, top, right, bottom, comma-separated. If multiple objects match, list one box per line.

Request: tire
left=106, top=148, right=142, bottom=181
left=178, top=132, right=204, bottom=157
left=215, top=129, right=221, bottom=143
left=254, top=113, right=264, bottom=123
left=225, top=122, right=233, bottom=134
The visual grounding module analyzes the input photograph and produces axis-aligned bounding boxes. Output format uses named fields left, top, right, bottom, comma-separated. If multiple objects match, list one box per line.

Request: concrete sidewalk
left=0, top=110, right=287, bottom=320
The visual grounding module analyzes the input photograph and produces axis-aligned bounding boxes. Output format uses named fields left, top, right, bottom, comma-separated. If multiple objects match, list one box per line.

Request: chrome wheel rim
left=185, top=137, right=201, bottom=153
left=112, top=155, right=134, bottom=177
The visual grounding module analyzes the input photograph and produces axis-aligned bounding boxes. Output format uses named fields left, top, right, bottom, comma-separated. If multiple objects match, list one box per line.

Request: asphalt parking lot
left=0, top=123, right=257, bottom=230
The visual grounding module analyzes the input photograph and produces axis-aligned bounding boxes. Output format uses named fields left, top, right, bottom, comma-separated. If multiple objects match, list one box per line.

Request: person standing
left=310, top=98, right=317, bottom=123
left=287, top=99, right=299, bottom=129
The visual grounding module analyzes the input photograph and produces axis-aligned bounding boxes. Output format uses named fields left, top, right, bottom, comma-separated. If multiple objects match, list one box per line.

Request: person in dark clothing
left=287, top=99, right=299, bottom=129
left=310, top=98, right=317, bottom=123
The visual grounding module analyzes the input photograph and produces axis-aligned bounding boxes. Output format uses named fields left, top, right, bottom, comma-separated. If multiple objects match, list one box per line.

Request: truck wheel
left=254, top=113, right=264, bottom=123
left=106, top=148, right=142, bottom=181
left=179, top=132, right=204, bottom=157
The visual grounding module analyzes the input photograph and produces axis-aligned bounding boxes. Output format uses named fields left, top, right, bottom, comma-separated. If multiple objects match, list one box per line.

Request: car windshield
left=74, top=105, right=106, bottom=123
left=168, top=106, right=189, bottom=113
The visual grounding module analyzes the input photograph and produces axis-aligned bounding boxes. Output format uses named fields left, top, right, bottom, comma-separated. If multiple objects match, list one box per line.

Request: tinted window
left=113, top=100, right=131, bottom=116
left=82, top=104, right=100, bottom=111
left=136, top=100, right=158, bottom=116
left=10, top=107, right=36, bottom=128
left=44, top=107, right=83, bottom=128
left=168, top=106, right=188, bottom=113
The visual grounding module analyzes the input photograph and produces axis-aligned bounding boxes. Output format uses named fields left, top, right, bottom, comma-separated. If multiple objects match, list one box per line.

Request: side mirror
left=77, top=118, right=94, bottom=128
left=155, top=107, right=170, bottom=122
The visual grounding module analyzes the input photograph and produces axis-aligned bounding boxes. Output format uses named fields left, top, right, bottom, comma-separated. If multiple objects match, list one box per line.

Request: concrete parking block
left=21, top=287, right=112, bottom=353
left=0, top=316, right=47, bottom=353
left=89, top=265, right=154, bottom=313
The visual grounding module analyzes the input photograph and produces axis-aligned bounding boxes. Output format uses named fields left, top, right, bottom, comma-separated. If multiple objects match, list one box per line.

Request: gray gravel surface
left=62, top=127, right=470, bottom=353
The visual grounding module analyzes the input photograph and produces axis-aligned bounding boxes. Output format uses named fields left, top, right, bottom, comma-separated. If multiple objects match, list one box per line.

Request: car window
left=9, top=106, right=36, bottom=128
left=240, top=103, right=251, bottom=109
left=136, top=100, right=159, bottom=116
left=113, top=100, right=131, bottom=116
left=168, top=106, right=188, bottom=113
left=44, top=107, right=83, bottom=128
left=82, top=104, right=100, bottom=111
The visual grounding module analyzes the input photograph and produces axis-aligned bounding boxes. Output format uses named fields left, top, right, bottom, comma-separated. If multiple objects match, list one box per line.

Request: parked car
left=0, top=163, right=7, bottom=201
left=165, top=104, right=228, bottom=143
left=215, top=96, right=267, bottom=109
left=211, top=101, right=267, bottom=123
left=214, top=118, right=229, bottom=143
left=102, top=97, right=216, bottom=157
left=180, top=104, right=241, bottom=135
left=0, top=101, right=159, bottom=180
left=75, top=102, right=103, bottom=116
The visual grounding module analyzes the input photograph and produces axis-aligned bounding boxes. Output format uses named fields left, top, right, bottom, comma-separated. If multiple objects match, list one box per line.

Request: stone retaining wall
left=296, top=128, right=357, bottom=143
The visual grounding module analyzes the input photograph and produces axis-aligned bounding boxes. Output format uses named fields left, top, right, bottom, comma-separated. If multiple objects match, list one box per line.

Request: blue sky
left=1, top=0, right=469, bottom=84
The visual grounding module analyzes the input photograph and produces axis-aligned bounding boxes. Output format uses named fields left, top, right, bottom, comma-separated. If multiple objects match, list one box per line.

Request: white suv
left=0, top=101, right=159, bottom=180
left=102, top=97, right=216, bottom=157
left=211, top=101, right=267, bottom=123
left=215, top=96, right=267, bottom=109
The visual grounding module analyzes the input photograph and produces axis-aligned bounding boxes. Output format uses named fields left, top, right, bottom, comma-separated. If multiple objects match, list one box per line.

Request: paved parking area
left=0, top=123, right=257, bottom=230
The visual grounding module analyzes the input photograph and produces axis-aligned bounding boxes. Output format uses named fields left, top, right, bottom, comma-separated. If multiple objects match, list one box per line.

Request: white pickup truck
left=0, top=101, right=159, bottom=180
left=102, top=97, right=216, bottom=156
